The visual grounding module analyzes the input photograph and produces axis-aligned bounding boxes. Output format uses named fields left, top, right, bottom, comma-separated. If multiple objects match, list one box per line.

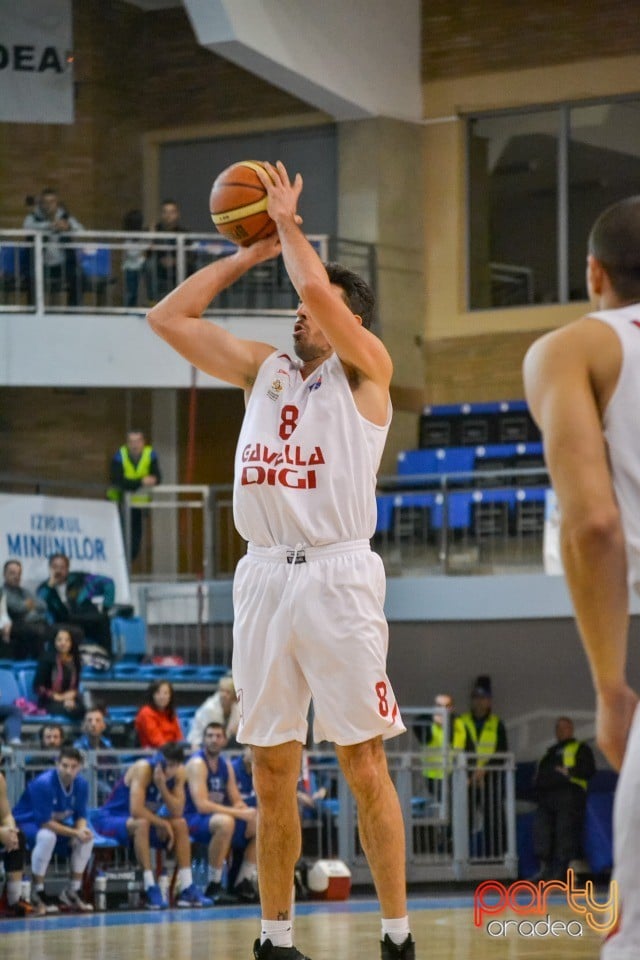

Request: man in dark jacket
left=533, top=716, right=596, bottom=880
left=2, top=559, right=56, bottom=659
left=37, top=554, right=115, bottom=655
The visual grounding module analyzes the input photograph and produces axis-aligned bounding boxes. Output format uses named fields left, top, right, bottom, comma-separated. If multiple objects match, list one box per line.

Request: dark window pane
left=569, top=100, right=640, bottom=301
left=469, top=110, right=559, bottom=309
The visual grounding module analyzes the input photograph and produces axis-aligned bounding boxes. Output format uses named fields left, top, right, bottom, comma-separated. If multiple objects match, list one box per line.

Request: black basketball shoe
left=380, top=934, right=416, bottom=959
left=252, top=938, right=312, bottom=959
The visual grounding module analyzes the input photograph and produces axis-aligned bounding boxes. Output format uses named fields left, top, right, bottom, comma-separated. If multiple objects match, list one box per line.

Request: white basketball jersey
left=233, top=350, right=391, bottom=546
left=591, top=304, right=640, bottom=591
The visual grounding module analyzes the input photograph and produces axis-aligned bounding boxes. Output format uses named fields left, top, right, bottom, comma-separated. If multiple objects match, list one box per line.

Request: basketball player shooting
left=524, top=195, right=640, bottom=959
left=148, top=160, right=415, bottom=960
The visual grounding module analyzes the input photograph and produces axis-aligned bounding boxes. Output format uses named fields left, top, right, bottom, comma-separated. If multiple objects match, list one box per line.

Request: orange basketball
left=209, top=160, right=276, bottom=247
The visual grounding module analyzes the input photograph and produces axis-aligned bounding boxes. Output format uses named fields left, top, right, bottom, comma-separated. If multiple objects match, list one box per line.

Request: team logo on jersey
left=267, top=378, right=285, bottom=401
left=308, top=375, right=322, bottom=392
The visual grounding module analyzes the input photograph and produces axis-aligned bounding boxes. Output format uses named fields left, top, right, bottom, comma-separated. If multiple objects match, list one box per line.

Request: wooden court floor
left=0, top=895, right=603, bottom=959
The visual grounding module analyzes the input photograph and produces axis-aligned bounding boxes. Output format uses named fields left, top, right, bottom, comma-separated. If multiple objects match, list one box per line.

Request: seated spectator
left=2, top=559, right=56, bottom=660
left=533, top=716, right=596, bottom=881
left=74, top=705, right=118, bottom=803
left=13, top=745, right=94, bottom=913
left=24, top=724, right=66, bottom=782
left=92, top=741, right=211, bottom=909
left=185, top=722, right=258, bottom=904
left=134, top=680, right=183, bottom=749
left=34, top=627, right=85, bottom=720
left=0, top=770, right=41, bottom=916
left=187, top=676, right=240, bottom=751
left=297, top=748, right=328, bottom=820
left=37, top=553, right=115, bottom=656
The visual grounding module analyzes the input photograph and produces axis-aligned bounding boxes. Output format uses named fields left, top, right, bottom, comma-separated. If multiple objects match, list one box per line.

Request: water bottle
left=159, top=869, right=170, bottom=905
left=95, top=871, right=107, bottom=912
left=127, top=880, right=140, bottom=909
left=21, top=876, right=31, bottom=902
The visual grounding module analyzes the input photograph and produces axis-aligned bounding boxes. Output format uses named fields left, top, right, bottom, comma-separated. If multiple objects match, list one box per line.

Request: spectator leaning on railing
left=23, top=188, right=84, bottom=307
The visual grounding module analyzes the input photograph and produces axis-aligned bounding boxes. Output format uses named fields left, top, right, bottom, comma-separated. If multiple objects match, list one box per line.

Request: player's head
left=588, top=196, right=640, bottom=303
left=156, top=741, right=185, bottom=777
left=324, top=262, right=375, bottom=330
left=57, top=745, right=84, bottom=784
left=203, top=721, right=227, bottom=755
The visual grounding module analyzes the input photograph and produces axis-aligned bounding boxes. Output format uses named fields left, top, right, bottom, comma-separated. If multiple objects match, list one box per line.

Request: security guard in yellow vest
left=108, top=430, right=161, bottom=561
left=533, top=716, right=595, bottom=880
left=421, top=694, right=467, bottom=784
left=460, top=676, right=509, bottom=858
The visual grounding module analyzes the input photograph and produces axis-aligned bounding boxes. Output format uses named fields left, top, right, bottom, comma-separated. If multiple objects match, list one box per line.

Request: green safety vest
left=460, top=712, right=500, bottom=767
left=562, top=740, right=588, bottom=791
left=423, top=717, right=467, bottom=779
left=107, top=445, right=154, bottom=504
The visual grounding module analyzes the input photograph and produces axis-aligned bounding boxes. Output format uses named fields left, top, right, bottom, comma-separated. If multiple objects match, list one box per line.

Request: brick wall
left=422, top=0, right=640, bottom=80
left=0, top=0, right=314, bottom=230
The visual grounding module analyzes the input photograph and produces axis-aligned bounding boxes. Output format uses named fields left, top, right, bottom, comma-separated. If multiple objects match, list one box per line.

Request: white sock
left=178, top=867, right=193, bottom=891
left=143, top=870, right=155, bottom=889
left=7, top=880, right=22, bottom=905
left=71, top=879, right=82, bottom=892
left=208, top=866, right=222, bottom=883
left=236, top=860, right=258, bottom=884
left=382, top=917, right=411, bottom=946
left=261, top=919, right=293, bottom=948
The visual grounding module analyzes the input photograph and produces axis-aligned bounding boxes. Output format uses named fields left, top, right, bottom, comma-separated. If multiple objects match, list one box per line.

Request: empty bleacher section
left=375, top=401, right=550, bottom=574
left=419, top=400, right=541, bottom=448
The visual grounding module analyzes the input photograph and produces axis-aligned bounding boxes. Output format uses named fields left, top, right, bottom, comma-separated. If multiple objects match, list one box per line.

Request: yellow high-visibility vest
left=562, top=740, right=588, bottom=791
left=423, top=717, right=467, bottom=779
left=460, top=712, right=500, bottom=767
left=107, top=445, right=154, bottom=504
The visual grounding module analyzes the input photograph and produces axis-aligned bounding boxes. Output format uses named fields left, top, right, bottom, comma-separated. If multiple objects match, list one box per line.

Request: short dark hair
left=39, top=723, right=65, bottom=747
left=204, top=721, right=226, bottom=734
left=48, top=552, right=69, bottom=567
left=159, top=741, right=185, bottom=764
left=589, top=196, right=640, bottom=301
left=59, top=745, right=83, bottom=764
left=324, top=262, right=375, bottom=330
left=3, top=559, right=21, bottom=575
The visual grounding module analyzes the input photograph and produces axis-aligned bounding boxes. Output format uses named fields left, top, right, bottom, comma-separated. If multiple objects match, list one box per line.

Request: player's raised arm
left=256, top=161, right=392, bottom=389
left=147, top=236, right=280, bottom=390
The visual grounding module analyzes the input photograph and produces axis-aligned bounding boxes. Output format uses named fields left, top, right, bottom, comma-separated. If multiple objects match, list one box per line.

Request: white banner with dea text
left=0, top=494, right=130, bottom=603
left=0, top=0, right=73, bottom=124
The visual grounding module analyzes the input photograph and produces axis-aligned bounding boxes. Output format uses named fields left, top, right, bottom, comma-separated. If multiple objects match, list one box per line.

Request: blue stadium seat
left=16, top=666, right=36, bottom=701
left=375, top=494, right=396, bottom=534
left=0, top=668, right=20, bottom=703
left=112, top=663, right=145, bottom=681
left=111, top=616, right=146, bottom=662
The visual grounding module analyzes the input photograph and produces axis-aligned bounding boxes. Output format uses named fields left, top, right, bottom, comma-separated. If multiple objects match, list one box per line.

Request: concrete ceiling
left=122, top=0, right=422, bottom=122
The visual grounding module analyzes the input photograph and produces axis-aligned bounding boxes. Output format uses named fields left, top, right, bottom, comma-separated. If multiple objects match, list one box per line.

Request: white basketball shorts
left=232, top=540, right=406, bottom=748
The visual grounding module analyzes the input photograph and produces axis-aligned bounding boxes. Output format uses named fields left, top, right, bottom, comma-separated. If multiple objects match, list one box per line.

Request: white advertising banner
left=0, top=494, right=130, bottom=603
left=543, top=487, right=563, bottom=576
left=0, top=0, right=74, bottom=124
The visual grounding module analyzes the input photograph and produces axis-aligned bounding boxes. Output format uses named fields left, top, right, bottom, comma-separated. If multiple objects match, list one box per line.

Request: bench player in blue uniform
left=13, top=745, right=94, bottom=913
left=185, top=722, right=258, bottom=902
left=93, top=741, right=211, bottom=909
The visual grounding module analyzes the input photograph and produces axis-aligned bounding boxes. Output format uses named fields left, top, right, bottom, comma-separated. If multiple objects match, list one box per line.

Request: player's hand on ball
left=256, top=161, right=303, bottom=228
left=247, top=231, right=282, bottom=264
